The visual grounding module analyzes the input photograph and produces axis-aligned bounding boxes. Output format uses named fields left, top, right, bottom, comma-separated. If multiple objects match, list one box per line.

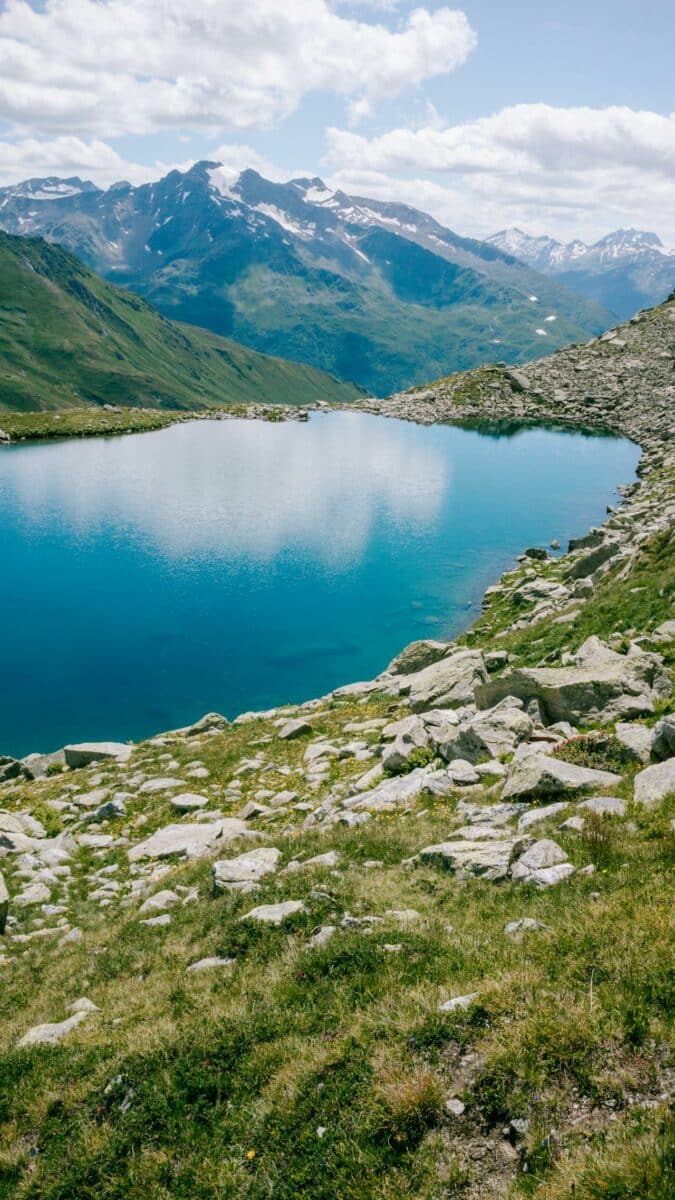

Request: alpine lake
left=0, top=411, right=639, bottom=757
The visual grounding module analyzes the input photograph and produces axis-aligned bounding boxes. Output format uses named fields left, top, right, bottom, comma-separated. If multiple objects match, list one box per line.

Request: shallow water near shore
left=0, top=411, right=639, bottom=757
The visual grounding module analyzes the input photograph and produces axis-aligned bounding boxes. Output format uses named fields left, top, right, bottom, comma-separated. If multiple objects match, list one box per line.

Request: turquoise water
left=0, top=412, right=639, bottom=758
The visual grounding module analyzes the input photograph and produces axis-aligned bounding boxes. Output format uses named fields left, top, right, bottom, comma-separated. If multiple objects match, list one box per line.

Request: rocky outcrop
left=476, top=638, right=670, bottom=726
left=402, top=649, right=488, bottom=712
left=64, top=742, right=132, bottom=768
left=502, top=753, right=621, bottom=801
left=128, top=819, right=248, bottom=862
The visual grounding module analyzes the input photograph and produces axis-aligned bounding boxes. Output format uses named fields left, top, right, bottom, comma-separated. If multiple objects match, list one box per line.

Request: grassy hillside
left=0, top=232, right=362, bottom=412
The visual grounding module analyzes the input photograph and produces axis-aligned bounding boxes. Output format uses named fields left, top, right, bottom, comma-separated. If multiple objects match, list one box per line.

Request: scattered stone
left=445, top=1098, right=466, bottom=1117
left=138, top=777, right=185, bottom=794
left=128, top=819, right=248, bottom=862
left=309, top=925, right=336, bottom=947
left=140, top=913, right=171, bottom=928
left=577, top=796, right=626, bottom=816
left=170, top=792, right=210, bottom=811
left=650, top=715, right=675, bottom=761
left=504, top=917, right=547, bottom=935
left=212, top=848, right=282, bottom=892
left=19, top=1011, right=92, bottom=1047
left=615, top=722, right=652, bottom=764
left=634, top=758, right=675, bottom=807
left=64, top=742, right=132, bottom=768
left=518, top=802, right=570, bottom=831
left=186, top=956, right=235, bottom=973
left=510, top=839, right=568, bottom=882
left=139, top=889, right=181, bottom=914
left=415, top=837, right=526, bottom=881
left=69, top=997, right=99, bottom=1013
left=278, top=718, right=313, bottom=740
left=439, top=992, right=479, bottom=1013
left=502, top=753, right=621, bottom=801
left=240, top=900, right=305, bottom=925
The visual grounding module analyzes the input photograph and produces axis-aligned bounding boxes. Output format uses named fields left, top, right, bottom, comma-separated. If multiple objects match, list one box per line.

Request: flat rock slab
left=139, top=778, right=185, bottom=794
left=278, top=718, right=313, bottom=740
left=502, top=753, right=621, bottom=801
left=128, top=819, right=247, bottom=862
left=139, top=889, right=181, bottom=914
left=186, top=956, right=236, bottom=973
left=64, top=742, right=132, bottom=768
left=416, top=837, right=527, bottom=881
left=345, top=767, right=432, bottom=813
left=240, top=900, right=305, bottom=925
left=19, top=1011, right=92, bottom=1047
left=511, top=839, right=567, bottom=881
left=406, top=650, right=487, bottom=712
left=518, top=802, right=570, bottom=831
left=213, top=848, right=282, bottom=891
left=633, top=758, right=675, bottom=807
left=170, top=793, right=210, bottom=811
left=439, top=992, right=479, bottom=1013
left=577, top=796, right=626, bottom=816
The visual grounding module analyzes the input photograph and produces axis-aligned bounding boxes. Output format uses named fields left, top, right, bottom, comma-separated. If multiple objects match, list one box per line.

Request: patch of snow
left=254, top=203, right=314, bottom=239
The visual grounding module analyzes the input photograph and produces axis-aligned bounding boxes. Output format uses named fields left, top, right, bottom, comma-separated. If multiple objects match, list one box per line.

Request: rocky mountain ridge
left=488, top=227, right=675, bottom=321
left=0, top=163, right=614, bottom=394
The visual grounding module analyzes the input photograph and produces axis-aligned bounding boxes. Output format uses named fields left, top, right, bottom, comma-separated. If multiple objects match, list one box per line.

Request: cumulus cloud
left=324, top=104, right=675, bottom=240
left=0, top=135, right=164, bottom=187
left=0, top=1, right=476, bottom=135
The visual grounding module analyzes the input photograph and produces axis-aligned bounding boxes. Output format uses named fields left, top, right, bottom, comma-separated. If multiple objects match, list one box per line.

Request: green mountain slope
left=0, top=232, right=362, bottom=412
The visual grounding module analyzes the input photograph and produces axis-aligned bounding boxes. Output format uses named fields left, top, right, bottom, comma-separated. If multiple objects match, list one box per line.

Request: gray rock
left=73, top=788, right=111, bottom=809
left=381, top=716, right=429, bottom=771
left=140, top=913, right=171, bottom=928
left=577, top=796, right=626, bottom=816
left=438, top=992, right=479, bottom=1013
left=615, top=721, right=652, bottom=763
left=186, top=956, right=235, bottom=973
left=170, top=792, right=210, bottom=811
left=511, top=839, right=567, bottom=881
left=14, top=882, right=51, bottom=907
left=19, top=1011, right=92, bottom=1047
left=445, top=1098, right=466, bottom=1116
left=128, top=818, right=247, bottom=862
left=309, top=925, right=336, bottom=947
left=64, top=742, right=132, bottom=768
left=435, top=706, right=532, bottom=764
left=633, top=758, right=675, bottom=807
left=504, top=917, right=547, bottom=935
left=0, top=756, right=29, bottom=783
left=476, top=637, right=670, bottom=726
left=560, top=815, right=585, bottom=832
left=386, top=639, right=451, bottom=675
left=445, top=759, right=480, bottom=786
left=345, top=767, right=432, bottom=813
left=502, top=753, right=621, bottom=801
left=518, top=802, right=570, bottom=831
left=138, top=777, right=185, bottom=794
left=139, top=889, right=181, bottom=914
left=170, top=712, right=228, bottom=737
left=406, top=649, right=488, bottom=712
left=415, top=837, right=527, bottom=881
left=21, top=750, right=66, bottom=779
left=69, top=997, right=100, bottom=1013
left=528, top=863, right=576, bottom=888
left=650, top=715, right=675, bottom=762
left=278, top=718, right=313, bottom=740
left=212, top=847, right=282, bottom=891
left=240, top=900, right=305, bottom=925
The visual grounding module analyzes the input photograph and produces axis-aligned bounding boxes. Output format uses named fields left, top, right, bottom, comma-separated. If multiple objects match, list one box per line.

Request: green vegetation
left=0, top=232, right=362, bottom=413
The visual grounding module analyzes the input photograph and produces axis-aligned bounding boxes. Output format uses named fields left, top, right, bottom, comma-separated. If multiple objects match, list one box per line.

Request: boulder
left=650, top=715, right=675, bottom=762
left=405, top=649, right=488, bottom=712
left=577, top=796, right=626, bottom=816
left=415, top=836, right=527, bottom=881
left=0, top=756, right=28, bottom=783
left=21, top=750, right=66, bottom=779
left=240, top=900, right=305, bottom=925
left=186, top=956, right=235, bottom=973
left=511, top=839, right=567, bottom=881
left=128, top=818, right=247, bottom=862
left=64, top=742, right=132, bottom=768
left=438, top=992, right=479, bottom=1013
left=0, top=868, right=8, bottom=933
left=278, top=718, right=313, bottom=740
left=434, top=706, right=532, bottom=764
left=528, top=863, right=576, bottom=888
left=518, top=802, right=570, bottom=830
left=387, top=639, right=451, bottom=676
left=380, top=716, right=429, bottom=772
left=475, top=637, right=670, bottom=726
left=502, top=753, right=621, bottom=801
left=615, top=722, right=652, bottom=764
left=170, top=793, right=210, bottom=811
left=139, top=889, right=181, bottom=914
left=344, top=767, right=433, bottom=813
left=18, top=1011, right=92, bottom=1048
left=170, top=712, right=228, bottom=737
left=212, top=847, right=282, bottom=892
left=633, top=758, right=675, bottom=808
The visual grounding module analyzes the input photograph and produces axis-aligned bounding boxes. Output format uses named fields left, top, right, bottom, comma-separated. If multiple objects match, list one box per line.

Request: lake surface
left=0, top=412, right=639, bottom=758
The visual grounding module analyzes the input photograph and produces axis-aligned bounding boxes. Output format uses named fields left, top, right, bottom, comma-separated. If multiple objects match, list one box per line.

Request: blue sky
left=0, top=1, right=673, bottom=241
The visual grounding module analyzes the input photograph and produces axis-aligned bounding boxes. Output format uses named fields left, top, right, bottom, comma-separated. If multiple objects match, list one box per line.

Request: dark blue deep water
left=0, top=412, right=639, bottom=757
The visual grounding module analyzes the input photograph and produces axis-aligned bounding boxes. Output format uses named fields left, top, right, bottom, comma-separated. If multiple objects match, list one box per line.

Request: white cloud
left=0, top=1, right=476, bottom=135
left=324, top=104, right=675, bottom=241
left=0, top=135, right=164, bottom=187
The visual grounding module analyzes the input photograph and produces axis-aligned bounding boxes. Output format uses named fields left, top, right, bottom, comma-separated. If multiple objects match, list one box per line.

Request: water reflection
left=3, top=413, right=449, bottom=565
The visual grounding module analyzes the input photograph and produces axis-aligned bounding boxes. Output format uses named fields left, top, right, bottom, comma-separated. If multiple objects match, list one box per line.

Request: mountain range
left=0, top=164, right=615, bottom=394
left=0, top=231, right=361, bottom=412
left=487, top=227, right=675, bottom=320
